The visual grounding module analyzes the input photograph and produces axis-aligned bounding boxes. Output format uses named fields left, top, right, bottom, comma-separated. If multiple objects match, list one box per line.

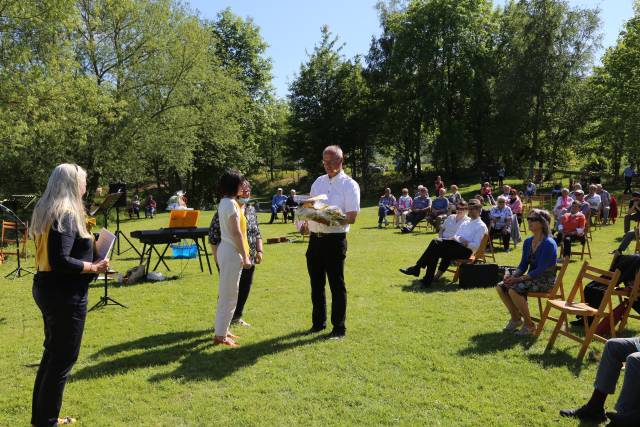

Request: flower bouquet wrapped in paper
left=295, top=195, right=346, bottom=226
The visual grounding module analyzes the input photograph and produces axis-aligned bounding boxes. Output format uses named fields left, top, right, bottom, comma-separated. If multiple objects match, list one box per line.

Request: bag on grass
left=459, top=263, right=500, bottom=288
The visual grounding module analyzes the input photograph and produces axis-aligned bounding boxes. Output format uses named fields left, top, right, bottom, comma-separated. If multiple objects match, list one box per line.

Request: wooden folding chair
left=446, top=234, right=491, bottom=283
left=536, top=261, right=621, bottom=362
left=530, top=195, right=546, bottom=210
left=619, top=194, right=629, bottom=215
left=614, top=271, right=640, bottom=335
left=560, top=232, right=591, bottom=260
left=1, top=220, right=29, bottom=258
left=634, top=226, right=640, bottom=254
left=529, top=260, right=569, bottom=324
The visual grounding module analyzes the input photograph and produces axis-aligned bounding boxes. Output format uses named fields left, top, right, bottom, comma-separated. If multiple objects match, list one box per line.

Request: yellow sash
left=233, top=199, right=250, bottom=255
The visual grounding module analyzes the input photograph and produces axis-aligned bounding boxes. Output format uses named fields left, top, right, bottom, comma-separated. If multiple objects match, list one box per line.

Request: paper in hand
left=95, top=228, right=116, bottom=261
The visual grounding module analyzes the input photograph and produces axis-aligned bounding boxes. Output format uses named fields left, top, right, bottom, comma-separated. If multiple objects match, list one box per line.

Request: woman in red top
left=481, top=182, right=495, bottom=205
left=555, top=201, right=586, bottom=259
left=434, top=176, right=445, bottom=195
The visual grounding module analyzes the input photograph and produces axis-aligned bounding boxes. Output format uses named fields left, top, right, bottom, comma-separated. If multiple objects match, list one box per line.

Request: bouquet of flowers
left=295, top=195, right=346, bottom=226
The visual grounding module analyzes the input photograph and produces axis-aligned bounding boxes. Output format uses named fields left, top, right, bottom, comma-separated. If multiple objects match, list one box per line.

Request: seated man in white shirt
left=400, top=200, right=488, bottom=287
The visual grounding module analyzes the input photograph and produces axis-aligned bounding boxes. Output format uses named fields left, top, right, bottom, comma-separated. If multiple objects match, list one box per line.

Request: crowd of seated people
left=402, top=187, right=431, bottom=233
left=426, top=188, right=449, bottom=232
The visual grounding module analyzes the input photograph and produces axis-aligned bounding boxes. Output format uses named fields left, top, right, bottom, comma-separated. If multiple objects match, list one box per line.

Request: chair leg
left=545, top=311, right=566, bottom=351
left=577, top=316, right=599, bottom=362
left=452, top=265, right=461, bottom=283
left=535, top=301, right=553, bottom=337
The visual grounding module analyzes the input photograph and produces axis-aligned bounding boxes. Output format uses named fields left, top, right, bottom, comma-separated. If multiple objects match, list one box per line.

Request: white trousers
left=214, top=241, right=242, bottom=337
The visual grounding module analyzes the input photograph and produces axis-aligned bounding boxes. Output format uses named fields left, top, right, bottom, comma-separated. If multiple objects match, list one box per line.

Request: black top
left=285, top=196, right=298, bottom=208
left=35, top=214, right=95, bottom=293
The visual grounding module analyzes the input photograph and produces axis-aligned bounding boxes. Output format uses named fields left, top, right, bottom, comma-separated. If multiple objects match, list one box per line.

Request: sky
left=187, top=0, right=636, bottom=99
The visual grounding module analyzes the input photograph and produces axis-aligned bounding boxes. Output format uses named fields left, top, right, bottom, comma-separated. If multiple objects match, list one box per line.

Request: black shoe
left=306, top=325, right=326, bottom=334
left=560, top=405, right=607, bottom=422
left=327, top=329, right=345, bottom=340
left=400, top=266, right=420, bottom=277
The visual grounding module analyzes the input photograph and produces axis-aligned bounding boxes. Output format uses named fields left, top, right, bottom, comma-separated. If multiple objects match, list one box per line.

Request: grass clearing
left=0, top=197, right=637, bottom=426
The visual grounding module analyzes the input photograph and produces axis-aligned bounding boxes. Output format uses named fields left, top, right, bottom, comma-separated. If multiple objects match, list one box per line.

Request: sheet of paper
left=95, top=228, right=116, bottom=261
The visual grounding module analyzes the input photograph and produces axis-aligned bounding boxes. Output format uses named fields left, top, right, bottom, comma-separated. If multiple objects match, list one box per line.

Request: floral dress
left=498, top=249, right=556, bottom=296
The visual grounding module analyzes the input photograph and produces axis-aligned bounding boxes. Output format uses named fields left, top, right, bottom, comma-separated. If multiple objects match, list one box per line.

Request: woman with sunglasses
left=496, top=209, right=558, bottom=336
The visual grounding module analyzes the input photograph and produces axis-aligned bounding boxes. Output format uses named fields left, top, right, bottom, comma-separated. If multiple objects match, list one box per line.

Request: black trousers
left=306, top=233, right=347, bottom=333
left=416, top=238, right=472, bottom=285
left=232, top=265, right=255, bottom=320
left=625, top=176, right=633, bottom=194
left=490, top=227, right=510, bottom=250
left=32, top=283, right=87, bottom=427
left=555, top=233, right=585, bottom=257
left=405, top=211, right=427, bottom=231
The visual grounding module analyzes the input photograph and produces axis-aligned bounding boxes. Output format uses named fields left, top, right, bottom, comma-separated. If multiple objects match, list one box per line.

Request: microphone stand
left=0, top=202, right=34, bottom=279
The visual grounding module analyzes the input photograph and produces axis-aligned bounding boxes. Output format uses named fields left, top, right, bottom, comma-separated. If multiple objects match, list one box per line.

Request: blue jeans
left=378, top=206, right=393, bottom=223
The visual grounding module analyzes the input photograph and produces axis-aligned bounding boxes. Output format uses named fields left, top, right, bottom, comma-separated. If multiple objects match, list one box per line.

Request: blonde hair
left=30, top=164, right=91, bottom=239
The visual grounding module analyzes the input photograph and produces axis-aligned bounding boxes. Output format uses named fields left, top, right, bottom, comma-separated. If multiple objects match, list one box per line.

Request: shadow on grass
left=526, top=350, right=585, bottom=375
left=399, top=279, right=463, bottom=293
left=458, top=331, right=535, bottom=356
left=73, top=329, right=325, bottom=383
left=0, top=317, right=6, bottom=325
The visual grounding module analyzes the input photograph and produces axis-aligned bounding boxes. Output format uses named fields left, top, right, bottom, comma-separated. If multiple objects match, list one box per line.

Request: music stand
left=0, top=202, right=34, bottom=279
left=88, top=270, right=127, bottom=311
left=91, top=192, right=141, bottom=258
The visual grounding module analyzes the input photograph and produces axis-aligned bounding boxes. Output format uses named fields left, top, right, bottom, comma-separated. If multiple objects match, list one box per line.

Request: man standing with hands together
left=306, top=146, right=360, bottom=339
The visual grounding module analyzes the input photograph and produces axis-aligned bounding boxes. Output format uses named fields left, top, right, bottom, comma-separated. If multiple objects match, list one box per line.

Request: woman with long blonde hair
left=30, top=164, right=109, bottom=427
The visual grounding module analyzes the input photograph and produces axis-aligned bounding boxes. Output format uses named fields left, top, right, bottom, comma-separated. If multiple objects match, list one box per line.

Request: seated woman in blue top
left=496, top=209, right=558, bottom=336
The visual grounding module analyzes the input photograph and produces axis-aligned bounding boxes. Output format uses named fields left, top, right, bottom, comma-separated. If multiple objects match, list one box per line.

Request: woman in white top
left=214, top=171, right=252, bottom=347
left=553, top=188, right=573, bottom=220
left=439, top=201, right=469, bottom=239
left=490, top=196, right=513, bottom=251
left=396, top=188, right=413, bottom=227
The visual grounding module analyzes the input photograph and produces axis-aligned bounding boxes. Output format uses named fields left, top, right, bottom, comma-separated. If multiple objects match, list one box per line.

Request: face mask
left=238, top=197, right=251, bottom=204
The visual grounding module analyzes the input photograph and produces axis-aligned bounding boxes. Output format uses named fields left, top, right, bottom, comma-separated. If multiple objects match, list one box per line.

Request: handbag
left=459, top=262, right=500, bottom=288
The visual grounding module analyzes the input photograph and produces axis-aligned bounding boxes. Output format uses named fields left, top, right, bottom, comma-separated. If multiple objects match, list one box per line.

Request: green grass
left=0, top=202, right=637, bottom=426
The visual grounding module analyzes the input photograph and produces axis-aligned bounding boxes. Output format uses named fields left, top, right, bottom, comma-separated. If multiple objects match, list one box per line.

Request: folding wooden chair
left=634, top=226, right=640, bottom=254
left=559, top=232, right=591, bottom=260
left=529, top=260, right=569, bottom=324
left=530, top=195, right=546, bottom=210
left=1, top=220, right=29, bottom=258
left=446, top=234, right=491, bottom=283
left=619, top=194, right=629, bottom=215
left=535, top=261, right=621, bottom=362
left=614, top=271, right=640, bottom=335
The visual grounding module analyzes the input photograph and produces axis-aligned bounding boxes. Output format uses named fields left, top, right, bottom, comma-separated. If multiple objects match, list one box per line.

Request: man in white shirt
left=400, top=199, right=488, bottom=287
left=306, top=145, right=360, bottom=339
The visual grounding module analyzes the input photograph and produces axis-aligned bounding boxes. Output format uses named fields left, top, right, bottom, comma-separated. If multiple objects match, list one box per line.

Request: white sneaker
left=503, top=319, right=523, bottom=332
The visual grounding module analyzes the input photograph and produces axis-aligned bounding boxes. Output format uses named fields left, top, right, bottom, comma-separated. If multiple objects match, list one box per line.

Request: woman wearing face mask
left=209, top=177, right=262, bottom=332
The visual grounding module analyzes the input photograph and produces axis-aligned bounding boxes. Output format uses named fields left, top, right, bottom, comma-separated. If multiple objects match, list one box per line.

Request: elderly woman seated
left=377, top=187, right=396, bottom=228
left=496, top=209, right=558, bottom=336
left=552, top=188, right=573, bottom=221
left=508, top=188, right=523, bottom=223
left=396, top=188, right=413, bottom=227
left=490, top=196, right=513, bottom=251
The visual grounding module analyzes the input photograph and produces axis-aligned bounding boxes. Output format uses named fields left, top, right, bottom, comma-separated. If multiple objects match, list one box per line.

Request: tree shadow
left=72, top=329, right=325, bottom=383
left=0, top=317, right=6, bottom=325
left=458, top=331, right=534, bottom=356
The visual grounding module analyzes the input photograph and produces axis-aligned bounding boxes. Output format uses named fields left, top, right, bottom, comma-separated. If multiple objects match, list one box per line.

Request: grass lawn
left=1, top=190, right=638, bottom=426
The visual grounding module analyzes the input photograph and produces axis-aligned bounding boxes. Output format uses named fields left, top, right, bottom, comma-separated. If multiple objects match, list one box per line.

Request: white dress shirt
left=453, top=217, right=488, bottom=252
left=440, top=214, right=469, bottom=239
left=309, top=170, right=360, bottom=233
